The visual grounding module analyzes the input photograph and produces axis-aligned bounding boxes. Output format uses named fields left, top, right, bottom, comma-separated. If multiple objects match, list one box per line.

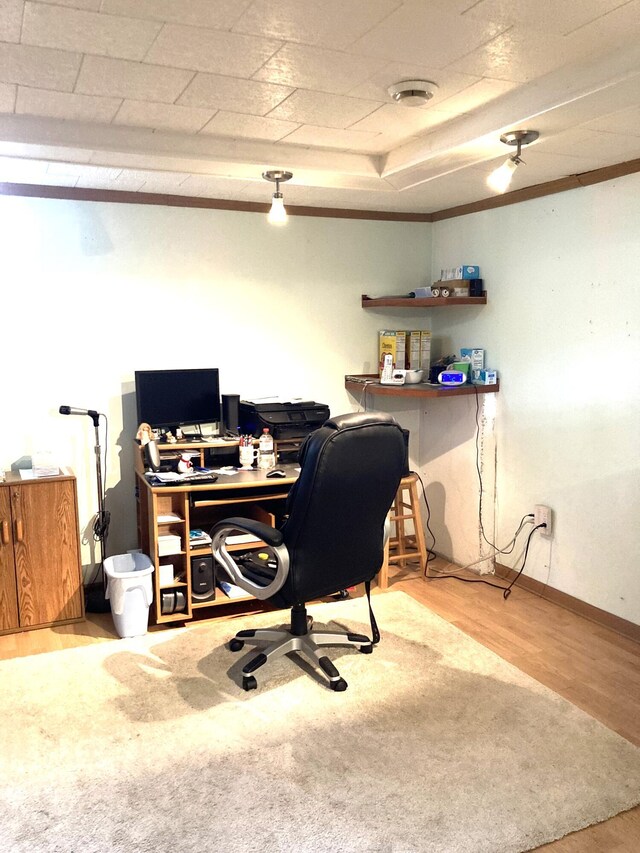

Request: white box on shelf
left=159, top=564, right=175, bottom=586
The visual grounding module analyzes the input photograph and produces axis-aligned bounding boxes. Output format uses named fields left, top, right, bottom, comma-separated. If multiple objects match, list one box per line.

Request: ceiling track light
left=487, top=130, right=539, bottom=194
left=387, top=79, right=438, bottom=107
left=262, top=169, right=293, bottom=225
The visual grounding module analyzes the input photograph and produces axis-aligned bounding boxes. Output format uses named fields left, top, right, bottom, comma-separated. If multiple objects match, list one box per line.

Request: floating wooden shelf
left=345, top=375, right=499, bottom=399
left=361, top=293, right=487, bottom=308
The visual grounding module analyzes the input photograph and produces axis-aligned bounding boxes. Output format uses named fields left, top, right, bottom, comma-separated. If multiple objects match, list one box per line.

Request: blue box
left=440, top=265, right=480, bottom=280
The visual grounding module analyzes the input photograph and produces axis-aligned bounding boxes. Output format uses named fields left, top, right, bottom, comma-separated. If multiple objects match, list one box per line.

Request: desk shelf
left=345, top=375, right=499, bottom=399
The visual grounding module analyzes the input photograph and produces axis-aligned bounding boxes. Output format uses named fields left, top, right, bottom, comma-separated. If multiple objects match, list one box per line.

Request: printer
left=239, top=399, right=330, bottom=455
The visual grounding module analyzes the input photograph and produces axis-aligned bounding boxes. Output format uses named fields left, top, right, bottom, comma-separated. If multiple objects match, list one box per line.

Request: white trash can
left=104, top=552, right=154, bottom=638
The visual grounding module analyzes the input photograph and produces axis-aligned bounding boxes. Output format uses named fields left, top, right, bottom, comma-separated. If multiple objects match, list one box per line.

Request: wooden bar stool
left=378, top=473, right=428, bottom=589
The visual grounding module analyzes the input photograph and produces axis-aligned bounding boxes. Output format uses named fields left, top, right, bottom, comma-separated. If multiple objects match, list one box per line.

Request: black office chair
left=211, top=412, right=406, bottom=691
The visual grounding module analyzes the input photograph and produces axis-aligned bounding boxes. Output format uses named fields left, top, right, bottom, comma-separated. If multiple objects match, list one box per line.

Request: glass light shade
left=268, top=193, right=287, bottom=224
left=487, top=157, right=518, bottom=193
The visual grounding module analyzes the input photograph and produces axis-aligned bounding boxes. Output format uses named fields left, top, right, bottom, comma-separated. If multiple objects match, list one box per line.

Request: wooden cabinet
left=0, top=472, right=84, bottom=634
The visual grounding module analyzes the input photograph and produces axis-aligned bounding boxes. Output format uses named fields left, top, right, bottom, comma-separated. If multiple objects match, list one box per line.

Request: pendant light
left=487, top=130, right=539, bottom=193
left=262, top=170, right=293, bottom=224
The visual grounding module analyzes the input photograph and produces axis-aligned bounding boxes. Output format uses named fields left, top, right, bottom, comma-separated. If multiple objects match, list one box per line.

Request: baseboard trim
left=495, top=563, right=640, bottom=644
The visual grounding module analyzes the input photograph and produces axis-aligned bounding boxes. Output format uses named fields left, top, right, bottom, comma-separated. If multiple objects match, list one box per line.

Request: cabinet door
left=0, top=487, right=20, bottom=632
left=12, top=480, right=83, bottom=627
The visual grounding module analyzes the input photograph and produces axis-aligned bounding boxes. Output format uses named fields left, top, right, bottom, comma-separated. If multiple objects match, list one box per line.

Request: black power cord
left=426, top=522, right=547, bottom=598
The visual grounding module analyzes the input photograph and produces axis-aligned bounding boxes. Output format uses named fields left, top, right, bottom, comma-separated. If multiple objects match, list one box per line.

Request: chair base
left=229, top=604, right=372, bottom=691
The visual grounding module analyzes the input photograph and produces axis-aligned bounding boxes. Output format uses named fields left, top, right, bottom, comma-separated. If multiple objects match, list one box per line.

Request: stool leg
left=377, top=526, right=390, bottom=590
left=396, top=488, right=408, bottom=568
left=408, top=480, right=428, bottom=573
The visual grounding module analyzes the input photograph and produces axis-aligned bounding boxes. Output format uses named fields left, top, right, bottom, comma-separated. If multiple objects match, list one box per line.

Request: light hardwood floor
left=1, top=560, right=638, bottom=851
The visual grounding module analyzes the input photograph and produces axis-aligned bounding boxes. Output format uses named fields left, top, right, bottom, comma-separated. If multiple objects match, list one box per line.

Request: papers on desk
left=218, top=580, right=250, bottom=600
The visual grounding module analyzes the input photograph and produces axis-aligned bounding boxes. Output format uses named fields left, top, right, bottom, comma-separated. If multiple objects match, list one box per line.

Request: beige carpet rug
left=1, top=591, right=639, bottom=853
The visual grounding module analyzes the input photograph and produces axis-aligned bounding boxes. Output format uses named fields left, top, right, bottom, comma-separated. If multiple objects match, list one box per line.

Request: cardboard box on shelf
left=420, top=330, right=432, bottom=370
left=440, top=265, right=480, bottom=280
left=378, top=330, right=406, bottom=375
left=407, top=330, right=422, bottom=369
left=461, top=348, right=485, bottom=382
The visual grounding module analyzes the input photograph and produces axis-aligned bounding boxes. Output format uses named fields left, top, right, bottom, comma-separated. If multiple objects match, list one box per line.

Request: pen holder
left=238, top=446, right=259, bottom=470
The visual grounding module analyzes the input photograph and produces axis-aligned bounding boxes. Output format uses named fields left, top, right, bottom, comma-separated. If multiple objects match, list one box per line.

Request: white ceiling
left=0, top=0, right=639, bottom=215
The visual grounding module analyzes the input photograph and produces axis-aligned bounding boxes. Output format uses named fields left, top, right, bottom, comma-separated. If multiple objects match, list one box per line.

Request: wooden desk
left=135, top=462, right=299, bottom=626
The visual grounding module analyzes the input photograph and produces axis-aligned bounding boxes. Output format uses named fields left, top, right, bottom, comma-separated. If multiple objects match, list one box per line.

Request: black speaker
left=191, top=556, right=216, bottom=602
left=221, top=394, right=240, bottom=435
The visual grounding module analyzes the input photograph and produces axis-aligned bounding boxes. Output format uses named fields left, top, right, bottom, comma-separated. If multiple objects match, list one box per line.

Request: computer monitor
left=135, top=368, right=221, bottom=434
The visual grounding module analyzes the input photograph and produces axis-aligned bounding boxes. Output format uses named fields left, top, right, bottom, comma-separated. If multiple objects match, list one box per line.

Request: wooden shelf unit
left=345, top=374, right=499, bottom=398
left=361, top=292, right=487, bottom=308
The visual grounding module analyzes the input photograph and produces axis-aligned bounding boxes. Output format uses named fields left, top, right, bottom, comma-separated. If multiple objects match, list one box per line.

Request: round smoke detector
left=387, top=79, right=438, bottom=107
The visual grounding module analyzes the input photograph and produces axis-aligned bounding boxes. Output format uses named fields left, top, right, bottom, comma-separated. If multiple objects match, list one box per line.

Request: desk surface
left=139, top=463, right=300, bottom=494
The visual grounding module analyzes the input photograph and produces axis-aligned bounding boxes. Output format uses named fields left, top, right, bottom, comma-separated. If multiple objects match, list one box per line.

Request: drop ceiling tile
left=350, top=103, right=455, bottom=135
left=0, top=143, right=94, bottom=162
left=453, top=26, right=590, bottom=83
left=114, top=100, right=213, bottom=133
left=0, top=43, right=81, bottom=91
left=177, top=73, right=292, bottom=116
left=253, top=43, right=388, bottom=95
left=16, top=87, right=121, bottom=123
left=47, top=162, right=123, bottom=180
left=101, top=0, right=252, bottom=29
left=538, top=127, right=640, bottom=162
left=436, top=77, right=519, bottom=114
left=351, top=132, right=420, bottom=155
left=281, top=124, right=380, bottom=150
left=22, top=3, right=163, bottom=61
left=74, top=173, right=144, bottom=191
left=178, top=174, right=251, bottom=198
left=1, top=0, right=23, bottom=43
left=199, top=111, right=299, bottom=142
left=31, top=0, right=101, bottom=9
left=0, top=82, right=16, bottom=112
left=233, top=0, right=402, bottom=51
left=145, top=24, right=282, bottom=77
left=583, top=105, right=640, bottom=137
left=565, top=0, right=640, bottom=49
left=350, top=0, right=508, bottom=68
left=0, top=155, right=49, bottom=181
left=75, top=56, right=194, bottom=103
left=462, top=0, right=630, bottom=36
left=267, top=90, right=380, bottom=129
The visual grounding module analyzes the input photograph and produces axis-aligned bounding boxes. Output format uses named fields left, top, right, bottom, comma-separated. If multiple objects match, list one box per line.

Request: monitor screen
left=135, top=368, right=221, bottom=432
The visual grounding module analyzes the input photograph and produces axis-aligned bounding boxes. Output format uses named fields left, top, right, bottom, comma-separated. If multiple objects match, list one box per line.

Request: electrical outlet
left=534, top=504, right=553, bottom=537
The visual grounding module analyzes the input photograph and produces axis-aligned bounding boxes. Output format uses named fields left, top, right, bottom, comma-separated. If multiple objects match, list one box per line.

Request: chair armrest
left=210, top=518, right=289, bottom=601
left=210, top=517, right=283, bottom=547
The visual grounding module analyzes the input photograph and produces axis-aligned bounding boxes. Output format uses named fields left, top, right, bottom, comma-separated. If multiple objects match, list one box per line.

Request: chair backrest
left=270, top=412, right=406, bottom=607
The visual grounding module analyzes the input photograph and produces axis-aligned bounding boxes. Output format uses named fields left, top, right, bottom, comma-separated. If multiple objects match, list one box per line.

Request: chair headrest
left=325, top=412, right=399, bottom=431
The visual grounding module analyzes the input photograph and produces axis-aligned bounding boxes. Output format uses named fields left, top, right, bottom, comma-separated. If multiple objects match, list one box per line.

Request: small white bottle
left=258, top=428, right=275, bottom=469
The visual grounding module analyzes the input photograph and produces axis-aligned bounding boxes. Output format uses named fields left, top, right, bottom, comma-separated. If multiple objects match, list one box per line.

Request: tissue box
left=477, top=369, right=498, bottom=385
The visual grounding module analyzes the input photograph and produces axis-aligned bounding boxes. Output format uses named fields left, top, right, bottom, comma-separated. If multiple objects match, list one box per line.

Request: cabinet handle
left=15, top=519, right=24, bottom=542
left=1, top=520, right=8, bottom=544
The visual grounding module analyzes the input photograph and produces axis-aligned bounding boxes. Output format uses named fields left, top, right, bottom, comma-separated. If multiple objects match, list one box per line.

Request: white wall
left=0, top=195, right=431, bottom=573
left=429, top=172, right=640, bottom=623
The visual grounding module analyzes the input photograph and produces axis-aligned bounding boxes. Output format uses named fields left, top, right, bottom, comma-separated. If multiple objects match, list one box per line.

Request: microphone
left=59, top=405, right=100, bottom=418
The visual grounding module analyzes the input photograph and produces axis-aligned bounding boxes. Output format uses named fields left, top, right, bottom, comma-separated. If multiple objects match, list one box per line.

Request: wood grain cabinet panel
left=0, top=472, right=84, bottom=634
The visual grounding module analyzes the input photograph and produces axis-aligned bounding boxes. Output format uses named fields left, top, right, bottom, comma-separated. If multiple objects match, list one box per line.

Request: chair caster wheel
left=230, top=638, right=245, bottom=652
left=330, top=678, right=348, bottom=692
left=242, top=676, right=257, bottom=691
left=336, top=589, right=349, bottom=600
left=359, top=644, right=373, bottom=654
